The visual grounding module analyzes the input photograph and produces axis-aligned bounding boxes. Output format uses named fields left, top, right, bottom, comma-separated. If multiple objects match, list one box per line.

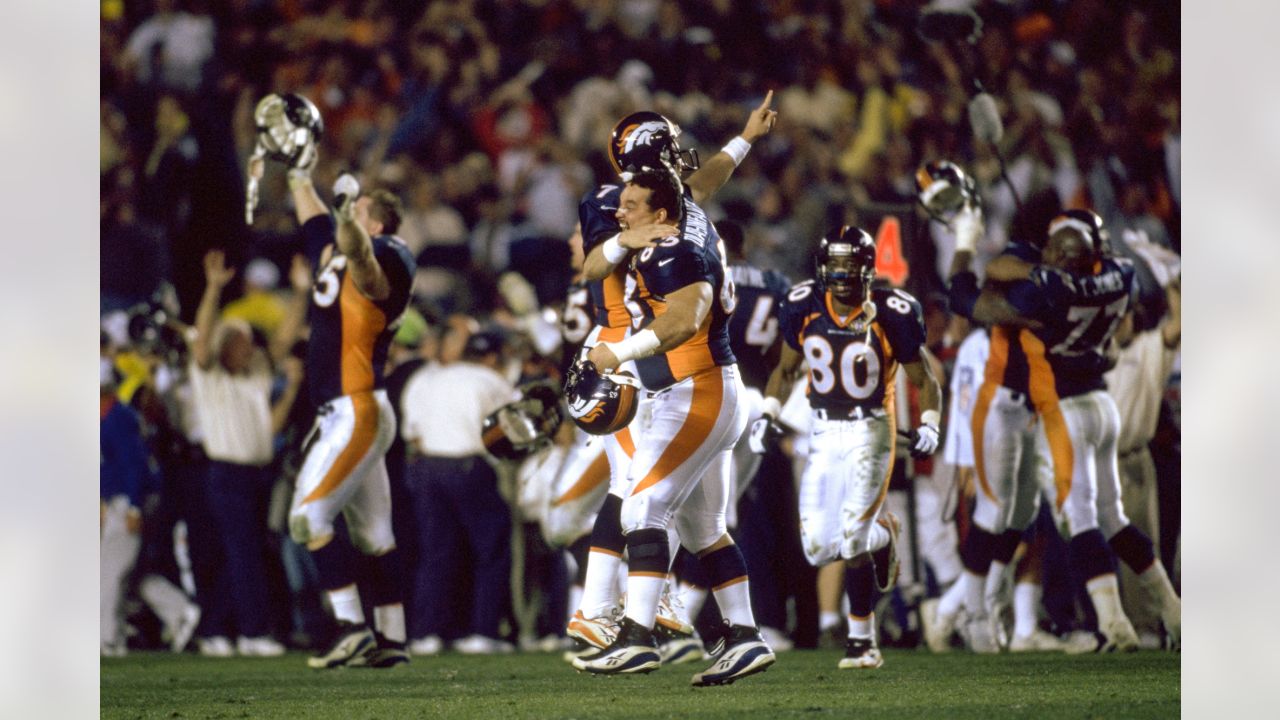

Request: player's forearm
left=336, top=216, right=390, bottom=300
left=985, top=254, right=1034, bottom=282
left=290, top=177, right=329, bottom=225
left=685, top=152, right=737, bottom=205
left=582, top=244, right=617, bottom=282
left=972, top=289, right=1039, bottom=328
left=192, top=285, right=222, bottom=368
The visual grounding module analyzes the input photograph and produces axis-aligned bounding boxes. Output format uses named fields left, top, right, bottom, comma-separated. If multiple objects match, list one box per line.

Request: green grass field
left=102, top=649, right=1179, bottom=719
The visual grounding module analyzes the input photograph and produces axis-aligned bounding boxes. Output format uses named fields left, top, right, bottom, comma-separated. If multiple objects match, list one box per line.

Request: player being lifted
left=565, top=95, right=777, bottom=662
left=753, top=226, right=942, bottom=670
left=952, top=208, right=1181, bottom=651
left=248, top=94, right=417, bottom=668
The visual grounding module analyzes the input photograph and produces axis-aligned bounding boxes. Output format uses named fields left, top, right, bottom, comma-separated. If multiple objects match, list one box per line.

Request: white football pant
left=1037, top=390, right=1131, bottom=538
left=972, top=385, right=1045, bottom=535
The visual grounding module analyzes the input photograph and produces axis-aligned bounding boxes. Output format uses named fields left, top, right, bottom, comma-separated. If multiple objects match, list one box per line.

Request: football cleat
left=837, top=637, right=883, bottom=669
left=963, top=613, right=1000, bottom=654
left=920, top=598, right=956, bottom=653
left=572, top=617, right=661, bottom=675
left=1161, top=600, right=1181, bottom=652
left=658, top=636, right=705, bottom=665
left=700, top=621, right=730, bottom=661
left=169, top=603, right=201, bottom=653
left=351, top=632, right=410, bottom=668
left=562, top=637, right=603, bottom=664
left=308, top=621, right=375, bottom=669
left=567, top=607, right=622, bottom=650
left=408, top=635, right=443, bottom=656
left=1097, top=618, right=1140, bottom=653
left=236, top=636, right=286, bottom=657
left=691, top=625, right=775, bottom=687
left=873, top=512, right=901, bottom=593
left=1009, top=628, right=1071, bottom=653
left=656, top=588, right=696, bottom=637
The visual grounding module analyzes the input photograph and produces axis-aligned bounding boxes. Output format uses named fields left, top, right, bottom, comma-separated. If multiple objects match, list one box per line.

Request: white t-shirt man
left=943, top=328, right=989, bottom=468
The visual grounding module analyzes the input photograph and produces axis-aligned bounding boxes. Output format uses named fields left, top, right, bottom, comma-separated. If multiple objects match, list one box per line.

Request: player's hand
left=908, top=421, right=940, bottom=459
left=950, top=203, right=984, bottom=253
left=587, top=343, right=621, bottom=373
left=333, top=173, right=359, bottom=222
left=248, top=153, right=265, bottom=181
left=619, top=224, right=672, bottom=250
left=288, top=254, right=313, bottom=292
left=741, top=90, right=778, bottom=143
left=203, top=249, right=236, bottom=289
left=748, top=414, right=784, bottom=455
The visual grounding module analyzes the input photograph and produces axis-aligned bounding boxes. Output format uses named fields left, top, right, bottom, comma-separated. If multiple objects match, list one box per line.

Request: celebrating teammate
left=250, top=98, right=417, bottom=668
left=754, top=226, right=942, bottom=670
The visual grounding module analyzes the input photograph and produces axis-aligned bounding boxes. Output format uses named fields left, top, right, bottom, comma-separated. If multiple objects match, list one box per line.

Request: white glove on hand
left=951, top=204, right=984, bottom=253
left=908, top=422, right=940, bottom=459
left=748, top=415, right=783, bottom=455
left=333, top=173, right=360, bottom=221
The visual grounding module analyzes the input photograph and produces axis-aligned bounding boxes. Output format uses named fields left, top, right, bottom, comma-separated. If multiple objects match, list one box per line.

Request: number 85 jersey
left=778, top=281, right=927, bottom=417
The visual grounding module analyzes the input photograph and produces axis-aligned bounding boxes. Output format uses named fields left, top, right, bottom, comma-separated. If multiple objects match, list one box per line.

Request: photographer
left=186, top=249, right=309, bottom=656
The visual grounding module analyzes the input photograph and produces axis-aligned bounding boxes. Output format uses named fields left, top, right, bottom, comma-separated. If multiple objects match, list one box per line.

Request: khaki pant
left=1117, top=445, right=1161, bottom=634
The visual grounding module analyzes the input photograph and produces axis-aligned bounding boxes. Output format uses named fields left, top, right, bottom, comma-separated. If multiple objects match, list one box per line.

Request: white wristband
left=761, top=396, right=782, bottom=419
left=721, top=136, right=752, bottom=167
left=601, top=234, right=627, bottom=264
left=603, top=329, right=661, bottom=365
left=921, top=409, right=941, bottom=428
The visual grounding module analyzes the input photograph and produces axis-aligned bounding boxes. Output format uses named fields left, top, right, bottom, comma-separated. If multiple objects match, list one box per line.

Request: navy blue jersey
left=1012, top=257, right=1136, bottom=399
left=628, top=200, right=737, bottom=390
left=578, top=184, right=629, bottom=330
left=779, top=281, right=926, bottom=416
left=301, top=215, right=417, bottom=406
left=727, top=262, right=791, bottom=390
left=953, top=241, right=1046, bottom=400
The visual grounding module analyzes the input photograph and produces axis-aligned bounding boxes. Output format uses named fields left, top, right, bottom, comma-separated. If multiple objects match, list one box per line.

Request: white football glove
left=748, top=414, right=783, bottom=455
left=333, top=173, right=360, bottom=221
left=908, top=422, right=940, bottom=459
left=951, top=203, right=984, bottom=253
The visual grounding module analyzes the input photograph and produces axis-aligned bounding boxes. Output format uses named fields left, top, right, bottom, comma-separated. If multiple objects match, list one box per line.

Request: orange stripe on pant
left=858, top=395, right=898, bottom=522
left=629, top=369, right=724, bottom=497
left=615, top=426, right=636, bottom=458
left=972, top=327, right=1012, bottom=504
left=1019, top=332, right=1073, bottom=508
left=302, top=393, right=378, bottom=504
left=551, top=452, right=611, bottom=507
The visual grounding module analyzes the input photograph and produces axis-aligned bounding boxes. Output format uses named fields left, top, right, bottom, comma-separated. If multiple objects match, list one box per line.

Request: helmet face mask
left=816, top=227, right=877, bottom=305
left=609, top=111, right=699, bottom=178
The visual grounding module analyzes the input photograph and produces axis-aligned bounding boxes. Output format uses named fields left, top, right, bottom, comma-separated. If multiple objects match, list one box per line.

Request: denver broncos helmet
left=562, top=359, right=640, bottom=436
left=1047, top=208, right=1108, bottom=258
left=815, top=225, right=877, bottom=303
left=254, top=93, right=324, bottom=168
left=915, top=160, right=977, bottom=216
left=482, top=381, right=564, bottom=461
left=609, top=111, right=699, bottom=178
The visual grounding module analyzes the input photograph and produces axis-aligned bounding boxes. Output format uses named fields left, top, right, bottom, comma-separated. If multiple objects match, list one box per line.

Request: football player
left=753, top=226, right=942, bottom=670
left=968, top=210, right=1181, bottom=651
left=573, top=169, right=775, bottom=686
left=251, top=127, right=416, bottom=668
left=566, top=96, right=777, bottom=659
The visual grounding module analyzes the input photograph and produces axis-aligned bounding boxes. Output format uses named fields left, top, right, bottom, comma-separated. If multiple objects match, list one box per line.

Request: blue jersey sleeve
left=876, top=289, right=927, bottom=365
left=778, top=282, right=818, bottom=351
left=636, top=238, right=709, bottom=296
left=301, top=214, right=336, bottom=267
left=373, top=235, right=417, bottom=318
left=579, top=185, right=623, bottom=253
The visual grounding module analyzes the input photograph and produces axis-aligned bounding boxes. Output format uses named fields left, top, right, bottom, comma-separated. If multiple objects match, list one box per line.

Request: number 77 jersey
left=778, top=281, right=927, bottom=418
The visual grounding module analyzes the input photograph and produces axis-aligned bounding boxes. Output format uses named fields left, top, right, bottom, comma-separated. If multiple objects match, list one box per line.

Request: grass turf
left=102, top=648, right=1179, bottom=719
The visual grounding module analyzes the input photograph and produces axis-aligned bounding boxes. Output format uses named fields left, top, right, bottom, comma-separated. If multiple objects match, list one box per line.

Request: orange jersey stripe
left=602, top=265, right=632, bottom=329
left=666, top=312, right=714, bottom=379
left=551, top=452, right=611, bottom=507
left=302, top=392, right=378, bottom=504
left=630, top=369, right=724, bottom=497
left=338, top=273, right=387, bottom=396
left=972, top=327, right=1012, bottom=503
left=1019, top=331, right=1074, bottom=507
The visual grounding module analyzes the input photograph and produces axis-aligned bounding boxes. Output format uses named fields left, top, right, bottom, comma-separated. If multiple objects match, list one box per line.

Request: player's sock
left=820, top=611, right=842, bottom=633
left=311, top=539, right=363, bottom=624
left=701, top=544, right=756, bottom=628
left=1071, top=529, right=1123, bottom=629
left=1012, top=581, right=1040, bottom=638
left=623, top=528, right=670, bottom=629
left=844, top=558, right=876, bottom=638
left=327, top=583, right=365, bottom=625
left=1085, top=574, right=1125, bottom=631
left=373, top=604, right=406, bottom=644
left=568, top=585, right=583, bottom=624
left=961, top=527, right=997, bottom=615
left=1136, top=560, right=1181, bottom=613
left=1107, top=524, right=1157, bottom=576
left=568, top=536, right=591, bottom=587
left=579, top=494, right=625, bottom=619
left=936, top=573, right=969, bottom=619
left=367, top=548, right=406, bottom=641
left=678, top=583, right=708, bottom=627
left=677, top=549, right=710, bottom=625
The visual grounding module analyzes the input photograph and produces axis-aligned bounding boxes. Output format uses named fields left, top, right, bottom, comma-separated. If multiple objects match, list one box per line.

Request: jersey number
left=744, top=296, right=778, bottom=348
left=313, top=256, right=347, bottom=308
left=804, top=336, right=881, bottom=399
left=1052, top=296, right=1128, bottom=356
left=562, top=288, right=592, bottom=344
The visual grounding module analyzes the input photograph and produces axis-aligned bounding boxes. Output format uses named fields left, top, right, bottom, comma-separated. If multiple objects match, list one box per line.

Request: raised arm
left=193, top=250, right=236, bottom=370
left=685, top=90, right=777, bottom=205
left=334, top=189, right=391, bottom=301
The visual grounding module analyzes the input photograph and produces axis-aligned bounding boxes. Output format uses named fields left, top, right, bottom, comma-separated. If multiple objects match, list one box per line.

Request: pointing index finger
left=758, top=89, right=774, bottom=111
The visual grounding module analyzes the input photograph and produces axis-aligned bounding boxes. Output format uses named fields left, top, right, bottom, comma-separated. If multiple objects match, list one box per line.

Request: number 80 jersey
left=778, top=281, right=927, bottom=416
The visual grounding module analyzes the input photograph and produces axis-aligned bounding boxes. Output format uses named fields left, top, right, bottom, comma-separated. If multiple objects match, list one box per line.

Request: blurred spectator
left=121, top=0, right=215, bottom=93
left=400, top=329, right=518, bottom=654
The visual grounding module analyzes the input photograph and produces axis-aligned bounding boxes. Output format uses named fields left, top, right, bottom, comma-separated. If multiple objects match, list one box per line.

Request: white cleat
left=837, top=637, right=883, bottom=669
left=567, top=608, right=622, bottom=650
left=573, top=618, right=662, bottom=675
left=963, top=613, right=1001, bottom=654
left=920, top=599, right=956, bottom=653
left=237, top=636, right=286, bottom=657
left=170, top=603, right=201, bottom=653
left=691, top=625, right=775, bottom=686
left=1009, top=629, right=1070, bottom=653
left=1099, top=618, right=1140, bottom=653
left=408, top=635, right=443, bottom=656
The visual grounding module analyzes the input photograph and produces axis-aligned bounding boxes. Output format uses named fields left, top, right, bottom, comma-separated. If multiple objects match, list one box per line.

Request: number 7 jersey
left=778, top=281, right=927, bottom=416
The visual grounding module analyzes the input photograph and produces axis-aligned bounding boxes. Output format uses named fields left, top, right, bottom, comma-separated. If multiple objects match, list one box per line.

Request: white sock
left=1085, top=574, right=1126, bottom=630
left=937, top=575, right=968, bottom=619
left=962, top=569, right=986, bottom=616
left=567, top=585, right=583, bottom=625
left=579, top=549, right=623, bottom=618
left=328, top=583, right=365, bottom=625
left=373, top=603, right=406, bottom=643
left=678, top=583, right=707, bottom=626
left=984, top=560, right=1008, bottom=615
left=820, top=611, right=841, bottom=632
left=1136, top=560, right=1180, bottom=614
left=847, top=612, right=874, bottom=639
left=623, top=572, right=667, bottom=629
left=1013, top=582, right=1039, bottom=638
left=712, top=576, right=756, bottom=628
